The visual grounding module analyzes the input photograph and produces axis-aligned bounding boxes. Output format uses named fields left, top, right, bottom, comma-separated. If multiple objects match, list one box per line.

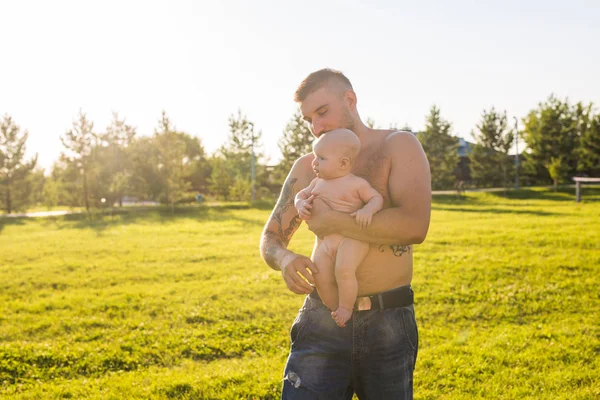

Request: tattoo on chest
left=379, top=244, right=412, bottom=257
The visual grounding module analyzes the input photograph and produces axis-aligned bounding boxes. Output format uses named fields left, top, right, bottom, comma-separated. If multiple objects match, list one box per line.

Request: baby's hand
left=350, top=208, right=373, bottom=229
left=296, top=195, right=315, bottom=220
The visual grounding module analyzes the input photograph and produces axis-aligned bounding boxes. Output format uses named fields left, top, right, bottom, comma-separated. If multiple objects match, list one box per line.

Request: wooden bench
left=572, top=177, right=600, bottom=202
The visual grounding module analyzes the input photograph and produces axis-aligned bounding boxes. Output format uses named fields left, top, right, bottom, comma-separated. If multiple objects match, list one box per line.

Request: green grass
left=0, top=188, right=599, bottom=399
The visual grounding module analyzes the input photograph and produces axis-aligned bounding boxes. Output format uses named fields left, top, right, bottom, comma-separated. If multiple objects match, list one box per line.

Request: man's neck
left=351, top=121, right=372, bottom=144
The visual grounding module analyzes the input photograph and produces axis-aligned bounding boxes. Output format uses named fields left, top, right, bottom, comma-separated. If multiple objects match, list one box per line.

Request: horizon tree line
left=1, top=94, right=599, bottom=213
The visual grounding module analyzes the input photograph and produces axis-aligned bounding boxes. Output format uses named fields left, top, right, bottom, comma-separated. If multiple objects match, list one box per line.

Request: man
left=260, top=68, right=431, bottom=399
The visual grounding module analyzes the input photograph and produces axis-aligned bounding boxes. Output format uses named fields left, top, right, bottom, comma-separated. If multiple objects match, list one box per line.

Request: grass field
left=1, top=188, right=599, bottom=399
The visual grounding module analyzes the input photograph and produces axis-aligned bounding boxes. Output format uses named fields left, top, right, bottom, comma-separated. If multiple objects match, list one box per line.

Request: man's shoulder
left=294, top=153, right=315, bottom=168
left=366, top=129, right=418, bottom=149
left=381, top=130, right=423, bottom=156
left=288, top=153, right=316, bottom=184
left=383, top=129, right=418, bottom=143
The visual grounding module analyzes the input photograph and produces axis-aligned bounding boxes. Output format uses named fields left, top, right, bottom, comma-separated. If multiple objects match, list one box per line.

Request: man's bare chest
left=352, top=149, right=392, bottom=206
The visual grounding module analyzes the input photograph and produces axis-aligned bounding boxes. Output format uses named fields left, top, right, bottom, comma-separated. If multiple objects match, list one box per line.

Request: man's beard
left=340, top=108, right=355, bottom=131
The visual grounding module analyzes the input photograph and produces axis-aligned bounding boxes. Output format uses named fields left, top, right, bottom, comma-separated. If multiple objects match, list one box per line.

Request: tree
left=548, top=156, right=569, bottom=190
left=60, top=110, right=96, bottom=212
left=390, top=122, right=413, bottom=132
left=128, top=136, right=162, bottom=201
left=469, top=108, right=515, bottom=188
left=521, top=95, right=583, bottom=184
left=577, top=112, right=600, bottom=176
left=100, top=112, right=136, bottom=206
left=26, top=167, right=46, bottom=207
left=216, top=110, right=263, bottom=201
left=153, top=111, right=191, bottom=211
left=275, top=110, right=314, bottom=182
left=176, top=130, right=211, bottom=194
left=0, top=114, right=38, bottom=213
left=47, top=159, right=83, bottom=207
left=42, top=176, right=59, bottom=210
left=417, top=106, right=459, bottom=190
left=88, top=112, right=138, bottom=207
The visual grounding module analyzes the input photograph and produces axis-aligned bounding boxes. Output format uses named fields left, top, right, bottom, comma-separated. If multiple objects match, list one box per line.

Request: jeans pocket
left=290, top=307, right=313, bottom=348
left=400, top=306, right=418, bottom=351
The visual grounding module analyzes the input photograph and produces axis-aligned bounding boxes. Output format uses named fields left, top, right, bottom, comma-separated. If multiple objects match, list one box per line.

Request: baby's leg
left=312, top=241, right=338, bottom=311
left=332, top=238, right=370, bottom=328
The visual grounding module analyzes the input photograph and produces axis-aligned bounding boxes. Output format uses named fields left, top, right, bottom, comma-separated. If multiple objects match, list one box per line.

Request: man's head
left=311, top=128, right=361, bottom=180
left=295, top=68, right=360, bottom=138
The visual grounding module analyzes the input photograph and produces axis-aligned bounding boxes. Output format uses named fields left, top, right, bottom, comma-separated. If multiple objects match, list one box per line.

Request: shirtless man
left=260, top=68, right=431, bottom=399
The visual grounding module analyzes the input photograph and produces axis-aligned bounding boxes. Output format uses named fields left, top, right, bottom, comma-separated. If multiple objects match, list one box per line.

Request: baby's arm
left=294, top=178, right=318, bottom=220
left=351, top=179, right=384, bottom=229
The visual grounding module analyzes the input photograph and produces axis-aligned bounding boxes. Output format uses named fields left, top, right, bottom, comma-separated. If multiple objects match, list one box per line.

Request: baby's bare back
left=310, top=174, right=365, bottom=213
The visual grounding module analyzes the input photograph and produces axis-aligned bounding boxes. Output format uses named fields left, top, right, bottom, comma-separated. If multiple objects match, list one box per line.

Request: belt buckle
left=355, top=297, right=372, bottom=311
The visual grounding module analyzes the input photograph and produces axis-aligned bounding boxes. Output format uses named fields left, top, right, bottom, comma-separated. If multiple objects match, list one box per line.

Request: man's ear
left=340, top=156, right=350, bottom=170
left=344, top=90, right=357, bottom=111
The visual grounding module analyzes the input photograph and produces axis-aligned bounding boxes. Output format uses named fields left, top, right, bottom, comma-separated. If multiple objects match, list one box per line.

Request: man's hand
left=295, top=195, right=315, bottom=220
left=280, top=253, right=319, bottom=294
left=351, top=208, right=374, bottom=229
left=305, top=198, right=336, bottom=239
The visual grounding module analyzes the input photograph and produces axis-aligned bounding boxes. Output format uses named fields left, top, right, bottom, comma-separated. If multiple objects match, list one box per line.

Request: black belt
left=309, top=285, right=414, bottom=311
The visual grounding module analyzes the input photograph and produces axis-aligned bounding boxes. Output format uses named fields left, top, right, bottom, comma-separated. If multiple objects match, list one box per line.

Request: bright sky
left=1, top=0, right=599, bottom=170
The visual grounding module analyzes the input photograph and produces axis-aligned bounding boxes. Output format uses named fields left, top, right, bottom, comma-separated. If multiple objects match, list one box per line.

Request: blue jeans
left=282, top=287, right=418, bottom=399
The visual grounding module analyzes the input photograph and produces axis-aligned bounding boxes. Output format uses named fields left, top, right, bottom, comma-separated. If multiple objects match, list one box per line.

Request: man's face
left=299, top=86, right=355, bottom=138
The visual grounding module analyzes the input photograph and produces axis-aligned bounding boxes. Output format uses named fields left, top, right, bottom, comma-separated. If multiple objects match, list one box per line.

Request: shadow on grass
left=0, top=216, right=26, bottom=234
left=487, top=186, right=600, bottom=202
left=432, top=206, right=562, bottom=216
left=431, top=194, right=483, bottom=206
left=38, top=204, right=266, bottom=235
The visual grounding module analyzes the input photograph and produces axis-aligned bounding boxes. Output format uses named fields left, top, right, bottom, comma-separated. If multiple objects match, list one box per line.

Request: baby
left=295, top=129, right=383, bottom=327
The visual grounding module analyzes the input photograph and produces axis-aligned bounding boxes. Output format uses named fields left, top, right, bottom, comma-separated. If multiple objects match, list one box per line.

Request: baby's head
left=311, top=128, right=361, bottom=179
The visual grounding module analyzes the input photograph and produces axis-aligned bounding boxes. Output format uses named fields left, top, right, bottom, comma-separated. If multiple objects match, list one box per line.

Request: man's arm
left=259, top=155, right=318, bottom=294
left=309, top=132, right=431, bottom=245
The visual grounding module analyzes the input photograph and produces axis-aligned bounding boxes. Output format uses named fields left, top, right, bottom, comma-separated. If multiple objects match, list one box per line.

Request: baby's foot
left=331, top=307, right=353, bottom=328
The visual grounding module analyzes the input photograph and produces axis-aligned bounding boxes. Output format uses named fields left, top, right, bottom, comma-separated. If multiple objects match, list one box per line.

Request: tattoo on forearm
left=273, top=178, right=298, bottom=245
left=264, top=237, right=283, bottom=269
left=283, top=215, right=302, bottom=244
left=262, top=178, right=301, bottom=270
left=379, top=244, right=412, bottom=257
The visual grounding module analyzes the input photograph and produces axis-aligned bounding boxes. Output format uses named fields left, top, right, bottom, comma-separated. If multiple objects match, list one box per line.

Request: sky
left=1, top=0, right=599, bottom=170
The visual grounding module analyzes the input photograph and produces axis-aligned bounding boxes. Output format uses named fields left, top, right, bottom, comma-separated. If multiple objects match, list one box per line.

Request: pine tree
left=275, top=110, right=314, bottom=182
left=578, top=112, right=600, bottom=176
left=153, top=111, right=191, bottom=211
left=417, top=106, right=459, bottom=190
left=521, top=95, right=582, bottom=184
left=94, top=112, right=137, bottom=207
left=469, top=108, right=514, bottom=188
left=217, top=110, right=262, bottom=201
left=0, top=114, right=38, bottom=213
left=60, top=110, right=96, bottom=212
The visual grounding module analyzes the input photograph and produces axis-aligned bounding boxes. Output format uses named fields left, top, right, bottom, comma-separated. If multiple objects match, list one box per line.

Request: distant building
left=456, top=137, right=474, bottom=183
left=457, top=137, right=473, bottom=157
left=413, top=132, right=474, bottom=183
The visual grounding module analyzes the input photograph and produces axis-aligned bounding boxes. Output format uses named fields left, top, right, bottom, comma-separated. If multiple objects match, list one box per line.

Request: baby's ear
left=340, top=156, right=350, bottom=169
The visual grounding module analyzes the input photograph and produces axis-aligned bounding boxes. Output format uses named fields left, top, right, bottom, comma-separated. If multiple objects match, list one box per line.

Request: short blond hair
left=294, top=68, right=353, bottom=102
